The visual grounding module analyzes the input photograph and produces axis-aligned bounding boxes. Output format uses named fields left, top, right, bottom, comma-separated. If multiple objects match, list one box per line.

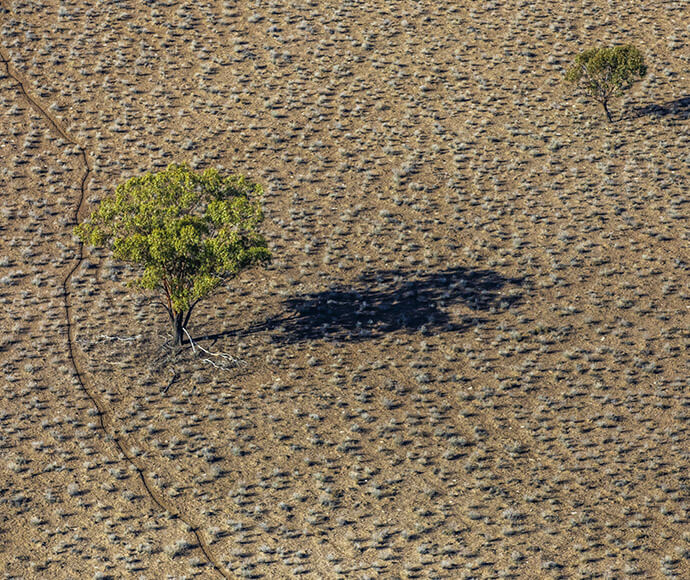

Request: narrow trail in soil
left=0, top=47, right=231, bottom=579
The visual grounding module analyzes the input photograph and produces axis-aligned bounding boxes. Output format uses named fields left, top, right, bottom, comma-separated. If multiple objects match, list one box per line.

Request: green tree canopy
left=565, top=45, right=647, bottom=122
left=75, top=163, right=271, bottom=345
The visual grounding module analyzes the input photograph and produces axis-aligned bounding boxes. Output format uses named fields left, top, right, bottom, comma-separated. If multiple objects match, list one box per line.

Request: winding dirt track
left=0, top=47, right=231, bottom=579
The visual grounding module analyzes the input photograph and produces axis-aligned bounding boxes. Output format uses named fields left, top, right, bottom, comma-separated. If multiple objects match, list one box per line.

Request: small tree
left=565, top=45, right=647, bottom=122
left=75, top=163, right=271, bottom=345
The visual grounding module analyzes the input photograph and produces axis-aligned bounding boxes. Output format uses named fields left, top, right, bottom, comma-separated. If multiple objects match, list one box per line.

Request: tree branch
left=162, top=278, right=175, bottom=320
left=162, top=369, right=179, bottom=394
left=183, top=298, right=202, bottom=328
left=98, top=334, right=137, bottom=342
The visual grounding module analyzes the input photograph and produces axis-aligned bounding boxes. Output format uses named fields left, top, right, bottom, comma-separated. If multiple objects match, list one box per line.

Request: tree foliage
left=565, top=45, right=647, bottom=122
left=75, top=163, right=271, bottom=344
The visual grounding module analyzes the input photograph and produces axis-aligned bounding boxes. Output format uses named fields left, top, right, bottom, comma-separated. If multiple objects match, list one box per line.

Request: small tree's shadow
left=243, top=266, right=525, bottom=344
left=634, top=96, right=690, bottom=120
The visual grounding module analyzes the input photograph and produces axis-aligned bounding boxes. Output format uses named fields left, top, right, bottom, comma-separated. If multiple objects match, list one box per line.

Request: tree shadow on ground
left=212, top=266, right=525, bottom=344
left=634, top=96, right=690, bottom=120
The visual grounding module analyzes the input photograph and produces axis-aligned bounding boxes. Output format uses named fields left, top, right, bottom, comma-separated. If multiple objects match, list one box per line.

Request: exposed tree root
left=183, top=327, right=247, bottom=370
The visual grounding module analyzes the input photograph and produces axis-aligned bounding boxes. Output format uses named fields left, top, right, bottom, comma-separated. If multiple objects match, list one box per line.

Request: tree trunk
left=173, top=311, right=185, bottom=346
left=602, top=100, right=613, bottom=123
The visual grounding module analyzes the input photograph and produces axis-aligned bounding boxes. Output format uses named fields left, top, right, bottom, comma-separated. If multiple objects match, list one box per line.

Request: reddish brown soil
left=1, top=1, right=688, bottom=578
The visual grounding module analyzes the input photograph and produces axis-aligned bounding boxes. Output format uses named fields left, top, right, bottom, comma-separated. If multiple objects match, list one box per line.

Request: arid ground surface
left=1, top=1, right=688, bottom=578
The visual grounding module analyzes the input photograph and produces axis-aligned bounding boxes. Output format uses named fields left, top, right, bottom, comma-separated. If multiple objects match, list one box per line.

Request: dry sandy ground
left=1, top=1, right=688, bottom=578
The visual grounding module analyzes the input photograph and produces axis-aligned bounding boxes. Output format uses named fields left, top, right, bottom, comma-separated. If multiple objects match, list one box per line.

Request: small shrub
left=565, top=45, right=647, bottom=122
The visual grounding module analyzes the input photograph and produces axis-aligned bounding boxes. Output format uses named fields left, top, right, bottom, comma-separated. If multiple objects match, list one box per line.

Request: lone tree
left=565, top=45, right=647, bottom=122
left=75, top=163, right=271, bottom=345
